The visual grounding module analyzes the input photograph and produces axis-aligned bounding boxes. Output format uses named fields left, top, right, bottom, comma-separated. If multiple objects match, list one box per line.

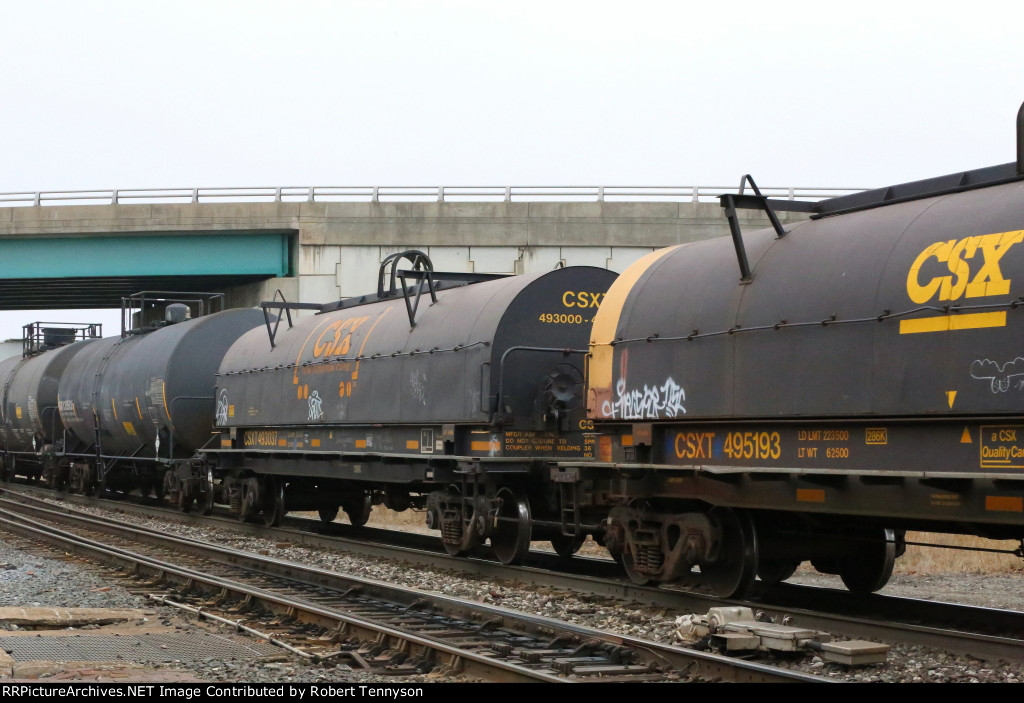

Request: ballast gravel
left=1, top=498, right=1023, bottom=684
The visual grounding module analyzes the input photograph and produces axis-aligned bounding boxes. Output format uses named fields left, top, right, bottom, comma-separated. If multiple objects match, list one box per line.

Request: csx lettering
left=244, top=430, right=278, bottom=447
left=907, top=231, right=1024, bottom=304
left=578, top=419, right=594, bottom=430
left=313, top=316, right=370, bottom=358
left=674, top=431, right=715, bottom=459
left=562, top=291, right=605, bottom=308
left=996, top=429, right=1018, bottom=441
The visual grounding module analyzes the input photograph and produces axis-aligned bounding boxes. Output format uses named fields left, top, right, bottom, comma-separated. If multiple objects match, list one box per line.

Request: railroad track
left=7, top=483, right=1024, bottom=668
left=0, top=493, right=829, bottom=683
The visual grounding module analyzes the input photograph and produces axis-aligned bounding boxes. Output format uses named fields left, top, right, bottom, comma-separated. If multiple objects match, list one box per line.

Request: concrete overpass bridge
left=0, top=184, right=849, bottom=313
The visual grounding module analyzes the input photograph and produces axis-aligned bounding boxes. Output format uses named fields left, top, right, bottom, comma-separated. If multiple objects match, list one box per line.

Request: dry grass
left=897, top=532, right=1023, bottom=575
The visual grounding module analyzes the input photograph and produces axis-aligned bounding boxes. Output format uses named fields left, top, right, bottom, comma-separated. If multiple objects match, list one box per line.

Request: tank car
left=195, top=252, right=617, bottom=564
left=568, top=104, right=1024, bottom=597
left=56, top=295, right=264, bottom=499
left=0, top=323, right=101, bottom=486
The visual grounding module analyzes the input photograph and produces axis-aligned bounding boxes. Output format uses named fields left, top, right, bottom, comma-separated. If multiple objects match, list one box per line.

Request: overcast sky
left=1, top=0, right=1023, bottom=338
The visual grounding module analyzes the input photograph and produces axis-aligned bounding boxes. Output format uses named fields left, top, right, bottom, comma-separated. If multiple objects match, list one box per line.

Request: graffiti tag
left=601, top=376, right=686, bottom=419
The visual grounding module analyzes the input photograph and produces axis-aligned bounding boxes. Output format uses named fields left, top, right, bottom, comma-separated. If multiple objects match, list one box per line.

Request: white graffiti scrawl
left=970, top=357, right=1024, bottom=393
left=308, top=390, right=324, bottom=420
left=601, top=376, right=686, bottom=419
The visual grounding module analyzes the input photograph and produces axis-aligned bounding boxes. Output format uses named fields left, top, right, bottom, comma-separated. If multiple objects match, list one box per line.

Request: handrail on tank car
left=261, top=251, right=512, bottom=347
left=378, top=250, right=437, bottom=328
left=21, top=322, right=102, bottom=357
left=121, top=291, right=225, bottom=337
left=260, top=290, right=320, bottom=349
left=492, top=346, right=587, bottom=425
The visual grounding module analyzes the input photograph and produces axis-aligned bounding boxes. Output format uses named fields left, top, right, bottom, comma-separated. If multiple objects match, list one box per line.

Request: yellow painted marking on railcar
left=986, top=496, right=1024, bottom=512
left=277, top=438, right=287, bottom=447
left=898, top=311, right=1006, bottom=335
left=355, top=439, right=367, bottom=449
left=406, top=440, right=419, bottom=450
left=220, top=438, right=233, bottom=448
left=961, top=427, right=973, bottom=443
left=796, top=488, right=826, bottom=503
left=161, top=382, right=171, bottom=425
left=471, top=440, right=500, bottom=452
left=15, top=407, right=21, bottom=419
left=122, top=421, right=136, bottom=436
left=353, top=306, right=394, bottom=382
left=110, top=399, right=118, bottom=420
left=907, top=230, right=1024, bottom=304
left=946, top=391, right=957, bottom=408
left=865, top=428, right=887, bottom=445
left=311, top=438, right=321, bottom=447
left=293, top=318, right=335, bottom=384
left=621, top=434, right=634, bottom=447
left=589, top=246, right=683, bottom=391
left=228, top=404, right=235, bottom=418
left=135, top=397, right=143, bottom=419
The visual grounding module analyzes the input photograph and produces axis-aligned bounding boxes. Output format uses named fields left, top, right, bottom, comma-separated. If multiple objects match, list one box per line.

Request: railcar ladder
left=558, top=482, right=582, bottom=537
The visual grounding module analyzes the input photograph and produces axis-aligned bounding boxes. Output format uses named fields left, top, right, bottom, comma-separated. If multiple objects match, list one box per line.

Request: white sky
left=1, top=0, right=1024, bottom=339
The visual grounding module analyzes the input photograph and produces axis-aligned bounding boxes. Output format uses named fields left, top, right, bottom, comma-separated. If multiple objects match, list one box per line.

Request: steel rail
left=0, top=496, right=829, bottom=683
left=7, top=484, right=1024, bottom=665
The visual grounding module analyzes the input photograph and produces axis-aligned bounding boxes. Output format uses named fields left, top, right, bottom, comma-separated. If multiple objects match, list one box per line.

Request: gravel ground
left=2, top=497, right=1023, bottom=684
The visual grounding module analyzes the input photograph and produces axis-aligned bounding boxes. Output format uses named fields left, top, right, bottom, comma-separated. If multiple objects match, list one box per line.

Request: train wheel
left=838, top=528, right=897, bottom=594
left=261, top=477, right=285, bottom=527
left=318, top=506, right=339, bottom=524
left=620, top=547, right=655, bottom=586
left=238, top=482, right=258, bottom=523
left=343, top=494, right=372, bottom=527
left=200, top=469, right=215, bottom=516
left=700, top=507, right=758, bottom=598
left=443, top=537, right=467, bottom=557
left=490, top=487, right=532, bottom=565
left=757, top=559, right=800, bottom=586
left=550, top=533, right=585, bottom=559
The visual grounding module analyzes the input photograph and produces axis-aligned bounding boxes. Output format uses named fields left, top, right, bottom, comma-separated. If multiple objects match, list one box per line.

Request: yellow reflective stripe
left=590, top=246, right=681, bottom=390
left=986, top=496, right=1023, bottom=512
left=899, top=311, right=1006, bottom=334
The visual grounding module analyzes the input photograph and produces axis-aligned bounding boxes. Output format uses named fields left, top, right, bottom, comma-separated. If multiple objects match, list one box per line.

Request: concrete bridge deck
left=0, top=195, right=814, bottom=311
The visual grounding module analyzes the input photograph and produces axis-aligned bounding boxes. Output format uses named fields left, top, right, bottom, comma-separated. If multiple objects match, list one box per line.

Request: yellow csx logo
left=313, top=316, right=370, bottom=358
left=901, top=230, right=1024, bottom=334
left=907, top=231, right=1024, bottom=304
left=562, top=291, right=605, bottom=308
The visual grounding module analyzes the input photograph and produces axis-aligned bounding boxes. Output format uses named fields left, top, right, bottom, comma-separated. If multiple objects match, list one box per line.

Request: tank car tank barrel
left=1017, top=99, right=1024, bottom=175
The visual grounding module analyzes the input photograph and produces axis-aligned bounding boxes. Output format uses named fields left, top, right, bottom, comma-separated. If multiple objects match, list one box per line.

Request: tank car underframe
left=194, top=446, right=605, bottom=563
left=555, top=427, right=1024, bottom=597
left=0, top=448, right=58, bottom=487
left=55, top=448, right=173, bottom=499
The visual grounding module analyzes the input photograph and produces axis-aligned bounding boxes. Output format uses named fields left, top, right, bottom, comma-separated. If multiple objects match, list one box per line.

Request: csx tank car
left=183, top=255, right=617, bottom=564
left=572, top=107, right=1024, bottom=597
left=6, top=109, right=1024, bottom=602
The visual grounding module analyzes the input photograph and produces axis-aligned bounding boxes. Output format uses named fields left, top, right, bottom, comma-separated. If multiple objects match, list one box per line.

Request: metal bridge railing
left=0, top=185, right=867, bottom=207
